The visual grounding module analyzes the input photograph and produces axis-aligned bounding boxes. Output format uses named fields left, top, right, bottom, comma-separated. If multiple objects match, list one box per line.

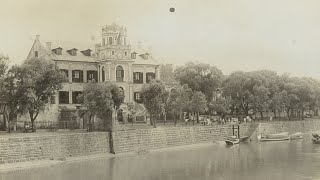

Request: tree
left=0, top=65, right=25, bottom=133
left=80, top=81, right=125, bottom=154
left=174, top=62, right=224, bottom=101
left=190, top=91, right=207, bottom=124
left=19, top=58, right=65, bottom=130
left=140, top=80, right=168, bottom=128
left=208, top=96, right=232, bottom=118
left=221, top=71, right=255, bottom=116
left=166, top=89, right=180, bottom=126
left=252, top=85, right=270, bottom=120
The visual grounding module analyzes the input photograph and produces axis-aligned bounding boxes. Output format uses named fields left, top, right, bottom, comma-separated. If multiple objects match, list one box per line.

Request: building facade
left=25, top=24, right=160, bottom=127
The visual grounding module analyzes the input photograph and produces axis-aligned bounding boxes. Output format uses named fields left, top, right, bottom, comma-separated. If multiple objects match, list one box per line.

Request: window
left=108, top=37, right=113, bottom=45
left=131, top=52, right=137, bottom=59
left=133, top=72, right=143, bottom=84
left=72, top=91, right=83, bottom=104
left=143, top=53, right=149, bottom=60
left=124, top=38, right=126, bottom=45
left=125, top=52, right=127, bottom=56
left=56, top=49, right=62, bottom=55
left=87, top=70, right=98, bottom=82
left=146, top=72, right=155, bottom=83
left=68, top=49, right=77, bottom=56
left=35, top=51, right=38, bottom=58
left=52, top=48, right=62, bottom=55
left=72, top=70, right=83, bottom=83
left=60, top=69, right=69, bottom=82
left=116, top=66, right=124, bottom=82
left=102, top=67, right=105, bottom=82
left=134, top=92, right=142, bottom=103
left=112, top=51, right=115, bottom=55
left=59, top=91, right=69, bottom=104
left=102, top=38, right=105, bottom=46
left=50, top=95, right=56, bottom=104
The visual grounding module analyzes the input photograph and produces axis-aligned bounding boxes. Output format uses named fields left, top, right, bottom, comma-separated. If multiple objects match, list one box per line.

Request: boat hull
left=312, top=138, right=320, bottom=144
left=225, top=139, right=240, bottom=145
left=260, top=137, right=290, bottom=142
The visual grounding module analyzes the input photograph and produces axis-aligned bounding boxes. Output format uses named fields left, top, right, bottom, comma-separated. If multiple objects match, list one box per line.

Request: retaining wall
left=113, top=124, right=250, bottom=153
left=0, top=132, right=110, bottom=164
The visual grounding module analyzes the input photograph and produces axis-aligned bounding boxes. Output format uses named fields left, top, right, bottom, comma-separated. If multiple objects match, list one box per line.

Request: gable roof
left=49, top=41, right=95, bottom=62
left=131, top=45, right=159, bottom=66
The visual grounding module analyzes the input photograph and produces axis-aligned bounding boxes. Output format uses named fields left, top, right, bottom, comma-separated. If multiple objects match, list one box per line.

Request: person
left=270, top=116, right=273, bottom=121
left=243, top=117, right=247, bottom=123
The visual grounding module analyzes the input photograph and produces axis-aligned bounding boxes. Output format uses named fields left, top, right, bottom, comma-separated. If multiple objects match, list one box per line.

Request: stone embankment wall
left=0, top=132, right=109, bottom=164
left=2, top=120, right=320, bottom=164
left=251, top=120, right=320, bottom=140
left=113, top=124, right=250, bottom=154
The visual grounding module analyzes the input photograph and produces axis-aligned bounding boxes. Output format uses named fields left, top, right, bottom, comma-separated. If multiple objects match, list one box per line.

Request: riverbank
left=0, top=142, right=219, bottom=173
left=1, top=119, right=320, bottom=171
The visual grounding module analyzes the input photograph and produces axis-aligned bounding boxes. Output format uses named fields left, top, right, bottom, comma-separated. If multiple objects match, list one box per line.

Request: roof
left=47, top=41, right=96, bottom=62
left=131, top=45, right=159, bottom=66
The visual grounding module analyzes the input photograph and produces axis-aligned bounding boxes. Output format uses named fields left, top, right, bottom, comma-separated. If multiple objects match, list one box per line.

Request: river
left=1, top=133, right=320, bottom=180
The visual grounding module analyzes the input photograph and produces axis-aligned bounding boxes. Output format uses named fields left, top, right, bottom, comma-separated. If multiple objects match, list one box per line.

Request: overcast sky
left=1, top=0, right=320, bottom=78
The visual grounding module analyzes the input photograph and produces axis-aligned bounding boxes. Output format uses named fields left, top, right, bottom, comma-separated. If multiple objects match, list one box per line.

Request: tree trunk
left=273, top=110, right=277, bottom=119
left=174, top=114, right=177, bottom=126
left=286, top=109, right=291, bottom=120
left=154, top=115, right=157, bottom=128
left=260, top=111, right=263, bottom=120
left=302, top=110, right=305, bottom=120
left=164, top=113, right=166, bottom=125
left=196, top=112, right=199, bottom=124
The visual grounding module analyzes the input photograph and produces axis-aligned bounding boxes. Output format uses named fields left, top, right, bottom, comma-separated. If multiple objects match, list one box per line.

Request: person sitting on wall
left=24, top=123, right=31, bottom=133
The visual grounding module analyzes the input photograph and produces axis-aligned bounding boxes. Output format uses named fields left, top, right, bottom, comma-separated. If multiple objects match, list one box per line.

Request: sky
left=1, top=0, right=320, bottom=78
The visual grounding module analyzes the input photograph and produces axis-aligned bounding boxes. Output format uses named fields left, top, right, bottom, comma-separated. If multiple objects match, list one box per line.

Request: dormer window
left=67, top=48, right=77, bottom=56
left=81, top=49, right=92, bottom=56
left=124, top=52, right=127, bottom=56
left=131, top=52, right=137, bottom=59
left=144, top=53, right=149, bottom=60
left=52, top=47, right=63, bottom=55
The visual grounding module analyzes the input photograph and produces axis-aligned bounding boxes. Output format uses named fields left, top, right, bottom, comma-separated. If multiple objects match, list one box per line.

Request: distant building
left=23, top=23, right=160, bottom=128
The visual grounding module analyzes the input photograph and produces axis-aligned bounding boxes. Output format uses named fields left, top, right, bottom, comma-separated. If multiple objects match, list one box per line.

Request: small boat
left=290, top=132, right=304, bottom=140
left=312, top=133, right=320, bottom=144
left=225, top=136, right=240, bottom=145
left=258, top=132, right=290, bottom=142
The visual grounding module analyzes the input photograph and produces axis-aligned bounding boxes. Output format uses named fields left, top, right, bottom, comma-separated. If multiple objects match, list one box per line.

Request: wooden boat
left=265, top=132, right=289, bottom=139
left=225, top=136, right=240, bottom=145
left=260, top=137, right=290, bottom=142
left=312, top=133, right=320, bottom=144
left=290, top=132, right=304, bottom=140
left=258, top=132, right=290, bottom=142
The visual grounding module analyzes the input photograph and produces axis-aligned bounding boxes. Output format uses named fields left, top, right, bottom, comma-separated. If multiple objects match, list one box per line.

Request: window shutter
left=72, top=70, right=75, bottom=82
left=140, top=73, right=143, bottom=83
left=80, top=71, right=83, bottom=82
left=94, top=71, right=98, bottom=82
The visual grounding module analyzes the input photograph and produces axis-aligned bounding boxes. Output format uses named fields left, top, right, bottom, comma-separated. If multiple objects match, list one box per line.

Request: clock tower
left=99, top=23, right=131, bottom=60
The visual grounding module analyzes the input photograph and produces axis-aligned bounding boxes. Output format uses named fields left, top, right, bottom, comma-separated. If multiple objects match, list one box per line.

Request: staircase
left=241, top=123, right=260, bottom=141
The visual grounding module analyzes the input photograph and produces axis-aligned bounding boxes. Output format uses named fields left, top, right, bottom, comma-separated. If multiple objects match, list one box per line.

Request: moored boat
left=290, top=132, right=304, bottom=140
left=258, top=132, right=290, bottom=142
left=312, top=133, right=320, bottom=144
left=225, top=136, right=240, bottom=145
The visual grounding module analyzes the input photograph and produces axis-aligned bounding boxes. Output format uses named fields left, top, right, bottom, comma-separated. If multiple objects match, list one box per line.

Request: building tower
left=100, top=23, right=131, bottom=60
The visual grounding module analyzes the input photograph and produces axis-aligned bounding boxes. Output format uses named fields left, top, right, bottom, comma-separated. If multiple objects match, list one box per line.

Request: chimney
left=36, top=35, right=40, bottom=40
left=46, top=42, right=52, bottom=51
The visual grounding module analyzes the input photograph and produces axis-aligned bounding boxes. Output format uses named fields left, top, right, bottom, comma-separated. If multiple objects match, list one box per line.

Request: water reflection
left=2, top=135, right=320, bottom=180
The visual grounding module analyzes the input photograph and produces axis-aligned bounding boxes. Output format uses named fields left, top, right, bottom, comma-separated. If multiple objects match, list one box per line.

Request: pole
left=238, top=125, right=240, bottom=138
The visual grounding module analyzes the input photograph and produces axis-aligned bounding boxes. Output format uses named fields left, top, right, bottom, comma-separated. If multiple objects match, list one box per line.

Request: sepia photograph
left=1, top=0, right=320, bottom=179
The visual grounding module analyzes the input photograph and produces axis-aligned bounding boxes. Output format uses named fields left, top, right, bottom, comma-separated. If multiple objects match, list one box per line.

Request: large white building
left=25, top=23, right=160, bottom=128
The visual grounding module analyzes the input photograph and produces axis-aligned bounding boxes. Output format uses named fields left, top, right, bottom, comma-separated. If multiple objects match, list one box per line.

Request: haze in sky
left=1, top=0, right=320, bottom=78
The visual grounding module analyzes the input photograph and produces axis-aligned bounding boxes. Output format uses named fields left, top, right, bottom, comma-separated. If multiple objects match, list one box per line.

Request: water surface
left=2, top=134, right=320, bottom=180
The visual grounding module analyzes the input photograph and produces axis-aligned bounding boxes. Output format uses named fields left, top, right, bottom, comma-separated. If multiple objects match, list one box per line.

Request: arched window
left=102, top=38, right=105, bottom=46
left=108, top=37, right=113, bottom=45
left=116, top=66, right=124, bottom=82
left=102, top=66, right=105, bottom=82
